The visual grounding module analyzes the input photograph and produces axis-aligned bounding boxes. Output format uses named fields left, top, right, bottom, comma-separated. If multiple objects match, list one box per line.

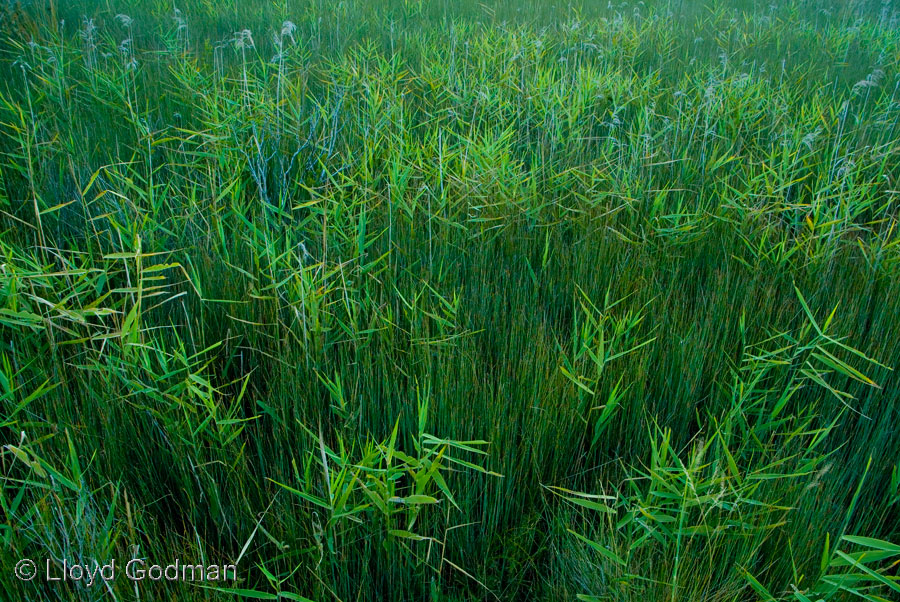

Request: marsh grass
left=0, top=0, right=899, bottom=600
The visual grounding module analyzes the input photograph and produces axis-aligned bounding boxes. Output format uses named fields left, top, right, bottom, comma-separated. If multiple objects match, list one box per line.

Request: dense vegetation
left=1, top=0, right=899, bottom=600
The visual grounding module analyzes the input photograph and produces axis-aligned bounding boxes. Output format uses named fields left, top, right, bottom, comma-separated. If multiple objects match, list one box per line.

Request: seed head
left=281, top=20, right=297, bottom=41
left=234, top=29, right=255, bottom=50
left=115, top=14, right=134, bottom=29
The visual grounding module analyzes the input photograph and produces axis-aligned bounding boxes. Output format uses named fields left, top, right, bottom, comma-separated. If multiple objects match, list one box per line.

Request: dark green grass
left=0, top=0, right=899, bottom=600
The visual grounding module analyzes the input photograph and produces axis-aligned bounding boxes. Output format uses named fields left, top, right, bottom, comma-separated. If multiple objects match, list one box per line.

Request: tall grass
left=0, top=0, right=898, bottom=600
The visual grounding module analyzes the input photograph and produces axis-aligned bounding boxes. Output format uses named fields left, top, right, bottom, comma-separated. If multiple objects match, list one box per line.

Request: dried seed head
left=79, top=17, right=97, bottom=40
left=281, top=20, right=297, bottom=39
left=234, top=29, right=254, bottom=50
left=172, top=8, right=187, bottom=31
left=853, top=70, right=885, bottom=94
left=801, top=128, right=821, bottom=150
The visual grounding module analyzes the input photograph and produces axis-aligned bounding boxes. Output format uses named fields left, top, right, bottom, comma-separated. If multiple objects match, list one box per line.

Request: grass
left=0, top=0, right=899, bottom=600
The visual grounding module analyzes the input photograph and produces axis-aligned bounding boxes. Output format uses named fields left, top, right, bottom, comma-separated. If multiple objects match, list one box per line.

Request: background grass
left=0, top=0, right=899, bottom=600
